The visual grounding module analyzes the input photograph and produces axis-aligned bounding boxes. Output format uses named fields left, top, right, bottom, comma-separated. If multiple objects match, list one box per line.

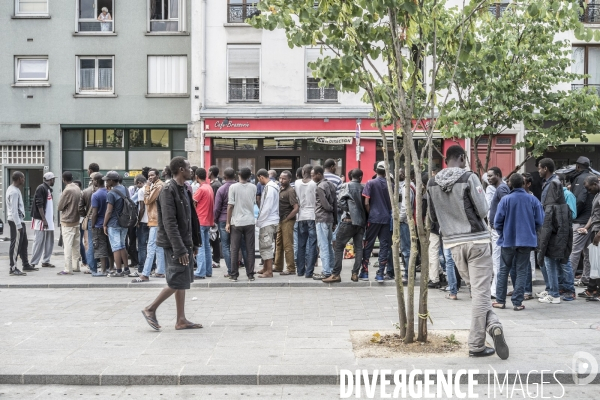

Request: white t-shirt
left=294, top=179, right=317, bottom=221
left=257, top=181, right=280, bottom=228
left=33, top=190, right=54, bottom=231
left=137, top=188, right=149, bottom=223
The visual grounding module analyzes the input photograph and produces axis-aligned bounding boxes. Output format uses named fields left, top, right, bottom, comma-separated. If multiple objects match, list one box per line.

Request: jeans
left=497, top=247, right=532, bottom=307
left=570, top=223, right=592, bottom=281
left=218, top=221, right=232, bottom=275
left=444, top=248, right=458, bottom=295
left=543, top=257, right=561, bottom=298
left=137, top=223, right=149, bottom=272
left=297, top=220, right=317, bottom=276
left=293, top=221, right=298, bottom=264
left=316, top=222, right=334, bottom=276
left=86, top=221, right=97, bottom=273
left=195, top=226, right=213, bottom=278
left=558, top=259, right=575, bottom=294
left=80, top=228, right=87, bottom=265
left=400, top=222, right=411, bottom=278
left=230, top=225, right=255, bottom=279
left=142, top=227, right=165, bottom=277
left=362, top=222, right=392, bottom=275
left=510, top=261, right=533, bottom=295
left=333, top=222, right=364, bottom=276
left=107, top=227, right=127, bottom=252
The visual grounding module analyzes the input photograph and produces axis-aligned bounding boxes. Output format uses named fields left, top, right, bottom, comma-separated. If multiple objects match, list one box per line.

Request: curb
left=0, top=371, right=597, bottom=386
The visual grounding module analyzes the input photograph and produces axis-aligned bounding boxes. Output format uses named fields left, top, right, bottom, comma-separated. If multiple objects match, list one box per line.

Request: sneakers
left=427, top=280, right=442, bottom=289
left=535, top=290, right=548, bottom=298
left=312, top=273, right=328, bottom=280
left=322, top=275, right=341, bottom=283
left=575, top=279, right=589, bottom=287
left=228, top=276, right=238, bottom=282
left=578, top=290, right=596, bottom=299
left=248, top=276, right=255, bottom=281
left=22, top=264, right=38, bottom=271
left=375, top=274, right=384, bottom=283
left=107, top=271, right=124, bottom=277
left=9, top=268, right=26, bottom=276
left=538, top=295, right=560, bottom=304
left=358, top=271, right=369, bottom=281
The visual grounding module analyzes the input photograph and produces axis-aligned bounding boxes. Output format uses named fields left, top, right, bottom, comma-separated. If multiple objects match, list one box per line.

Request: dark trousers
left=230, top=225, right=255, bottom=279
left=9, top=221, right=29, bottom=268
left=210, top=229, right=221, bottom=264
left=127, top=226, right=138, bottom=267
left=361, top=222, right=391, bottom=275
left=497, top=246, right=532, bottom=307
left=333, top=222, right=364, bottom=276
left=137, top=222, right=149, bottom=272
left=79, top=228, right=87, bottom=265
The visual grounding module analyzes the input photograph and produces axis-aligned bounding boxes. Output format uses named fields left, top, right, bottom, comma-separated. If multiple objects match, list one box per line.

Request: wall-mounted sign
left=215, top=120, right=251, bottom=130
left=314, top=137, right=353, bottom=145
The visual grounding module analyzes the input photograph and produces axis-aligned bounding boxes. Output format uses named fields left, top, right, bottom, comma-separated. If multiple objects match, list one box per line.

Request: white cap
left=43, top=172, right=55, bottom=181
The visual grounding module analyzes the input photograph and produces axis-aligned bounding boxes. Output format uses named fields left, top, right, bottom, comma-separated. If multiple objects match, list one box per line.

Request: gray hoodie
left=427, top=168, right=490, bottom=245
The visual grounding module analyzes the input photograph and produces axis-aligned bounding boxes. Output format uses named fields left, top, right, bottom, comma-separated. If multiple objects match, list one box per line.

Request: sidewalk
left=1, top=282, right=599, bottom=386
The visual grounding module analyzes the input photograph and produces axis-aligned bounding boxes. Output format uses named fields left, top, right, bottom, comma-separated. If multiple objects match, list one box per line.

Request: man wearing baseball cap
left=570, top=156, right=595, bottom=288
left=30, top=172, right=56, bottom=268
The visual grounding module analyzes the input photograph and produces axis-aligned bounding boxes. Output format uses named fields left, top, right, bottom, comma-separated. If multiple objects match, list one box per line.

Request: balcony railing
left=229, top=82, right=260, bottom=101
left=79, top=20, right=113, bottom=32
left=572, top=83, right=600, bottom=95
left=580, top=3, right=600, bottom=23
left=307, top=86, right=338, bottom=101
left=228, top=3, right=258, bottom=23
left=489, top=3, right=509, bottom=18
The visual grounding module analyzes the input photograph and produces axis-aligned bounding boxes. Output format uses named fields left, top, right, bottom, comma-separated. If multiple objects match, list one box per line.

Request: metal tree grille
left=1, top=145, right=45, bottom=165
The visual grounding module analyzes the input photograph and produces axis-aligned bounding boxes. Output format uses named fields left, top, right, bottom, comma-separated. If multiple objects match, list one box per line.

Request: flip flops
left=141, top=310, right=160, bottom=331
left=175, top=323, right=203, bottom=330
left=492, top=302, right=506, bottom=309
left=131, top=277, right=149, bottom=283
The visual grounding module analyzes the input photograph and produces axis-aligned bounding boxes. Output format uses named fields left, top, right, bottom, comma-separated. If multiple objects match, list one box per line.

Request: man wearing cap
left=31, top=172, right=56, bottom=269
left=570, top=156, right=595, bottom=287
left=102, top=171, right=129, bottom=277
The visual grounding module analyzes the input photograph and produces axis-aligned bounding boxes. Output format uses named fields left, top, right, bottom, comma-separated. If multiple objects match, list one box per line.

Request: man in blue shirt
left=487, top=166, right=510, bottom=299
left=91, top=173, right=111, bottom=276
left=103, top=171, right=129, bottom=277
left=361, top=161, right=392, bottom=282
left=493, top=173, right=544, bottom=311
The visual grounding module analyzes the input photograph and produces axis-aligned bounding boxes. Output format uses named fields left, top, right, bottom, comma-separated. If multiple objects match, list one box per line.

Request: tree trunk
left=403, top=137, right=415, bottom=344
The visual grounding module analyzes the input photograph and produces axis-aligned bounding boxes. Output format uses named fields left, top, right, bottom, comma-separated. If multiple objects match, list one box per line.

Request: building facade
left=0, top=0, right=191, bottom=220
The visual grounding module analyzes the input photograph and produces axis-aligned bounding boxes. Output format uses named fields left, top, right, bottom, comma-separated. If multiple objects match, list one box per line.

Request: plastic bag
left=588, top=243, right=600, bottom=279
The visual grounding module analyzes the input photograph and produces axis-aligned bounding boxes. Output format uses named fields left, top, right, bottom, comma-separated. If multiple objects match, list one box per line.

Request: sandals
left=513, top=305, right=525, bottom=311
left=131, top=277, right=149, bottom=283
left=445, top=293, right=458, bottom=300
left=492, top=302, right=506, bottom=309
left=523, top=294, right=533, bottom=301
left=128, top=271, right=140, bottom=277
left=141, top=310, right=160, bottom=331
left=153, top=273, right=165, bottom=278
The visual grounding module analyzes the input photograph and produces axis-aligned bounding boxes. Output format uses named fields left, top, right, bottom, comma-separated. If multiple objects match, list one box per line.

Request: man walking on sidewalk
left=256, top=168, right=280, bottom=278
left=493, top=173, right=544, bottom=311
left=312, top=165, right=338, bottom=280
left=7, top=171, right=32, bottom=276
left=274, top=170, right=299, bottom=276
left=226, top=167, right=257, bottom=282
left=31, top=172, right=56, bottom=269
left=428, top=145, right=509, bottom=359
left=193, top=168, right=215, bottom=279
left=57, top=172, right=83, bottom=275
left=141, top=157, right=202, bottom=331
left=324, top=168, right=366, bottom=283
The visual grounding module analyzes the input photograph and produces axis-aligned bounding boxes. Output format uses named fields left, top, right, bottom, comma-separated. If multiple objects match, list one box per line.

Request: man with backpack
left=103, top=171, right=137, bottom=277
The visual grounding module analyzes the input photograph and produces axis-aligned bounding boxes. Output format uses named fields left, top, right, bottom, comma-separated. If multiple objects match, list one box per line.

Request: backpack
left=112, top=188, right=139, bottom=228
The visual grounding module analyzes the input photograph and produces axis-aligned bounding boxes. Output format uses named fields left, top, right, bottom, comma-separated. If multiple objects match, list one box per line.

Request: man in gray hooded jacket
left=428, top=145, right=508, bottom=360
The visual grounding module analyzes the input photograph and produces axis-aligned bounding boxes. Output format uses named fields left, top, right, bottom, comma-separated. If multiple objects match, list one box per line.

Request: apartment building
left=0, top=0, right=192, bottom=220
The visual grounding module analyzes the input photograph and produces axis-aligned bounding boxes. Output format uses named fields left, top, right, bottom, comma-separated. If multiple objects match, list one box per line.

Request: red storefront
left=202, top=118, right=447, bottom=182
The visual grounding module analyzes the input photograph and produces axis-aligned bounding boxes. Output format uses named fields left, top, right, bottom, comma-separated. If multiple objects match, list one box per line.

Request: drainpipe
left=199, top=0, right=208, bottom=168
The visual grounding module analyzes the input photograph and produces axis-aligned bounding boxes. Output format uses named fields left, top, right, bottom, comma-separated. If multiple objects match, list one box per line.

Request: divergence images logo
left=572, top=351, right=598, bottom=385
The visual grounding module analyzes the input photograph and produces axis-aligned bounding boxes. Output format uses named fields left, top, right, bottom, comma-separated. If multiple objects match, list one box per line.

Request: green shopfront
left=61, top=126, right=188, bottom=185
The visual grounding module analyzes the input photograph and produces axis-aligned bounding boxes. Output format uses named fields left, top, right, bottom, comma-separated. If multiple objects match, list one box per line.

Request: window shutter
left=148, top=56, right=187, bottom=94
left=305, top=47, right=335, bottom=77
left=228, top=47, right=260, bottom=78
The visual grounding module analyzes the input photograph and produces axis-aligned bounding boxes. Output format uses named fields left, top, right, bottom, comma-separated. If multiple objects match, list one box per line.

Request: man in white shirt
left=31, top=172, right=56, bottom=269
left=135, top=175, right=149, bottom=274
left=256, top=169, right=280, bottom=278
left=294, top=164, right=319, bottom=278
left=7, top=171, right=32, bottom=275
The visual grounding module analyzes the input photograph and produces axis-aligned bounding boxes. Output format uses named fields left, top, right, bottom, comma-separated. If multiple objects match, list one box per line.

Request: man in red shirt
left=193, top=168, right=215, bottom=279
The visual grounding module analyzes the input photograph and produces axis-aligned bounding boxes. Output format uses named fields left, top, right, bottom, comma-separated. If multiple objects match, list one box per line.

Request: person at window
left=31, top=172, right=56, bottom=269
left=98, top=7, right=112, bottom=32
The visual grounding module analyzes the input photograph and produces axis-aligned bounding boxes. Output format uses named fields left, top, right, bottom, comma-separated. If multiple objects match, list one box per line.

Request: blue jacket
left=494, top=188, right=544, bottom=248
left=563, top=187, right=577, bottom=220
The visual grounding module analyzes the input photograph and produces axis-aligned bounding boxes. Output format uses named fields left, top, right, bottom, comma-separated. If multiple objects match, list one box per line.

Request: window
left=15, top=57, right=48, bottom=83
left=580, top=1, right=600, bottom=24
left=16, top=0, right=48, bottom=15
left=489, top=1, right=509, bottom=18
left=572, top=46, right=600, bottom=95
left=148, top=0, right=185, bottom=32
left=306, top=48, right=338, bottom=102
left=76, top=56, right=114, bottom=94
left=227, top=0, right=258, bottom=23
left=228, top=45, right=260, bottom=102
left=128, top=129, right=170, bottom=147
left=77, top=0, right=114, bottom=33
left=85, top=128, right=124, bottom=148
left=147, top=56, right=187, bottom=94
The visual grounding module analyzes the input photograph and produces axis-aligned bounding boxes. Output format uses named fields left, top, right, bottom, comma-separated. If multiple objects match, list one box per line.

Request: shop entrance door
left=266, top=157, right=299, bottom=177
left=7, top=168, right=44, bottom=220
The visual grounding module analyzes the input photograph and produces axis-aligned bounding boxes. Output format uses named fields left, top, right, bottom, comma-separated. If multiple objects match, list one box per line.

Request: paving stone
left=259, top=365, right=337, bottom=385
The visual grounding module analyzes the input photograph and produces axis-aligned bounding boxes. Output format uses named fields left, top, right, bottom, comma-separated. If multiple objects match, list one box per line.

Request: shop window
left=228, top=45, right=260, bottom=102
left=307, top=139, right=344, bottom=151
left=76, top=56, right=114, bottom=94
left=15, top=57, right=48, bottom=83
left=84, top=150, right=125, bottom=170
left=77, top=0, right=114, bottom=33
left=128, top=129, right=169, bottom=148
left=216, top=158, right=233, bottom=176
left=129, top=151, right=170, bottom=170
left=238, top=158, right=255, bottom=174
left=148, top=0, right=185, bottom=32
left=148, top=56, right=187, bottom=94
left=235, top=139, right=258, bottom=150
left=214, top=139, right=235, bottom=151
left=105, top=129, right=124, bottom=148
left=16, top=0, right=48, bottom=15
left=263, top=139, right=300, bottom=150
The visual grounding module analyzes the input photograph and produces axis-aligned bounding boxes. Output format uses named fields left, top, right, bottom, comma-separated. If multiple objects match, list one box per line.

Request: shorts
left=259, top=224, right=277, bottom=260
left=92, top=228, right=111, bottom=259
left=107, top=226, right=128, bottom=252
left=165, top=247, right=194, bottom=290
